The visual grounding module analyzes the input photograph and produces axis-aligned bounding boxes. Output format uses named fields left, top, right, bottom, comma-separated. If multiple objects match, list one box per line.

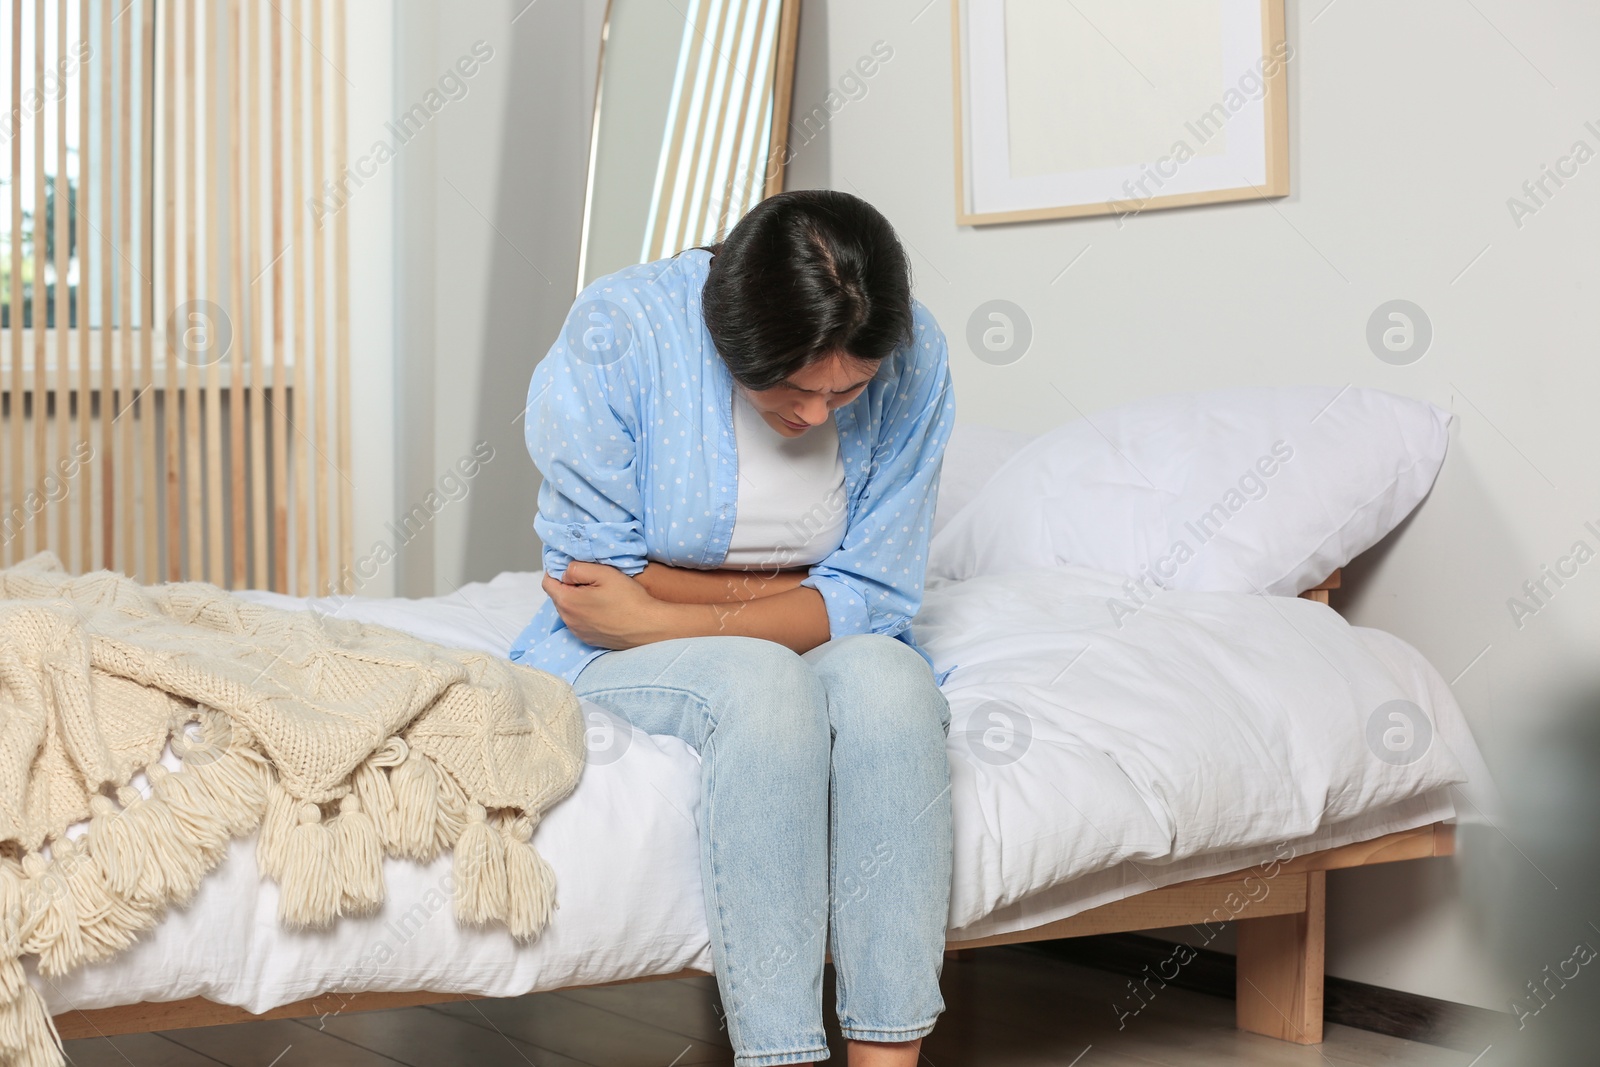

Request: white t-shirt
left=723, top=388, right=849, bottom=569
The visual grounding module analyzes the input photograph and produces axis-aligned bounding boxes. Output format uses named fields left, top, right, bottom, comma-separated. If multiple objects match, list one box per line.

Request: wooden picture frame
left=764, top=0, right=804, bottom=198
left=952, top=0, right=1291, bottom=226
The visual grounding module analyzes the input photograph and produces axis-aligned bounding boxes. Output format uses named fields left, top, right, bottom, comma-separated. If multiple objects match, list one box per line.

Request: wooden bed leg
left=1235, top=870, right=1325, bottom=1044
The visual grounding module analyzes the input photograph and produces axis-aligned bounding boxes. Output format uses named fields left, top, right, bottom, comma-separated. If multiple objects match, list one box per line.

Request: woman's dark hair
left=699, top=190, right=913, bottom=391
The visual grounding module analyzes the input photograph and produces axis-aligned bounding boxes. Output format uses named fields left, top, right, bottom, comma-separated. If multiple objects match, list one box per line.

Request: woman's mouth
left=779, top=415, right=809, bottom=432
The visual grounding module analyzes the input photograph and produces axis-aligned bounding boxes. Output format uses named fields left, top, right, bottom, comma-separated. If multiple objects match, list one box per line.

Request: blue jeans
left=573, top=634, right=954, bottom=1066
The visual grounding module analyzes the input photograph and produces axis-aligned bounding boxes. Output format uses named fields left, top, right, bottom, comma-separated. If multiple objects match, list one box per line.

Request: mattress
left=36, top=568, right=1492, bottom=1016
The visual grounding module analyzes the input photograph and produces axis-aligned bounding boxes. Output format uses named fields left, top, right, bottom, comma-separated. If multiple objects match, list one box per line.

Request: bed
left=35, top=388, right=1491, bottom=1050
left=37, top=569, right=1483, bottom=1050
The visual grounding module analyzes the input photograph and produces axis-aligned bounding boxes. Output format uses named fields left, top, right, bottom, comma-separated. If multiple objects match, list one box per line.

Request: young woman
left=510, top=190, right=955, bottom=1067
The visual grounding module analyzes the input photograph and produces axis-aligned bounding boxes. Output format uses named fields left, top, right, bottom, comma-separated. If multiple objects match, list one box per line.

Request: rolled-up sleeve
left=525, top=301, right=649, bottom=579
left=801, top=317, right=956, bottom=640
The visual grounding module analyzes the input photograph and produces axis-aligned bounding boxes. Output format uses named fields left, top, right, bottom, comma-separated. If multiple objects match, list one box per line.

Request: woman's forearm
left=646, top=586, right=831, bottom=655
left=637, top=561, right=810, bottom=604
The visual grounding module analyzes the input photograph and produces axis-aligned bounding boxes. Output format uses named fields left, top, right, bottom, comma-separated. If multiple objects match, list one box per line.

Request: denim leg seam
left=826, top=747, right=846, bottom=1023
left=701, top=730, right=748, bottom=1052
left=839, top=1018, right=940, bottom=1042
left=735, top=1046, right=831, bottom=1067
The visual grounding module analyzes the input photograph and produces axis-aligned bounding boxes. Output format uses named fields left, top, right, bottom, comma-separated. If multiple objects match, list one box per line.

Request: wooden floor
left=59, top=947, right=1477, bottom=1066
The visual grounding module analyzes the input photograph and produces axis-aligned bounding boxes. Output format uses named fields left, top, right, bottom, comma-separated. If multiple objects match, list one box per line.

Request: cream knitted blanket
left=0, top=554, right=585, bottom=1067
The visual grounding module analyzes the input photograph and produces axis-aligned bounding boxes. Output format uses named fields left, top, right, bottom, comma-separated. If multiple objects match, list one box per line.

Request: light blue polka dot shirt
left=508, top=249, right=956, bottom=685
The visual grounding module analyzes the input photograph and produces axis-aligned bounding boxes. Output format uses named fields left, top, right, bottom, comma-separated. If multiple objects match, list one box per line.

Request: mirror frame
left=576, top=0, right=804, bottom=295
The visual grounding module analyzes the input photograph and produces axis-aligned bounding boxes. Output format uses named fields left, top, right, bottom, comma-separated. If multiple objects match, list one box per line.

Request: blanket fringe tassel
left=1, top=733, right=559, bottom=1067
left=500, top=813, right=557, bottom=941
left=1, top=739, right=281, bottom=1066
left=0, top=987, right=62, bottom=1067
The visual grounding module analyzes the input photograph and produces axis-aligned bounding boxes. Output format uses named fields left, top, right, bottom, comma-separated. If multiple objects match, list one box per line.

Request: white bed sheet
left=36, top=570, right=1489, bottom=1016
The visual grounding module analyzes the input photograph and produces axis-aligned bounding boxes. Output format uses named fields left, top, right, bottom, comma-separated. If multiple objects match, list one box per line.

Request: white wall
left=342, top=0, right=397, bottom=599
left=796, top=0, right=1600, bottom=1011
left=391, top=0, right=608, bottom=600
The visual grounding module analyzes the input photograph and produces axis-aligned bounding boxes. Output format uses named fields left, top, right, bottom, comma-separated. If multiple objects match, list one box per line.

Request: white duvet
left=36, top=568, right=1490, bottom=1015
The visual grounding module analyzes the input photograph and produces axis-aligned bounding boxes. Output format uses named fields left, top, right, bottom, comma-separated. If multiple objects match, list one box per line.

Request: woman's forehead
left=781, top=353, right=877, bottom=393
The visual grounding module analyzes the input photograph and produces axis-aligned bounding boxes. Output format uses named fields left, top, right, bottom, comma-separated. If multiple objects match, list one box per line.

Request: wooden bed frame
left=50, top=572, right=1459, bottom=1048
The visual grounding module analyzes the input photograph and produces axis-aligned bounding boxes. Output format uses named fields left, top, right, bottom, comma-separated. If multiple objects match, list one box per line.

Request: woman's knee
left=812, top=634, right=937, bottom=694
left=812, top=635, right=949, bottom=736
left=690, top=637, right=829, bottom=743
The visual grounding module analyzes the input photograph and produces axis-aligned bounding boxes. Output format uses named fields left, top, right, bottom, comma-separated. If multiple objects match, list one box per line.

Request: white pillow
left=933, top=423, right=1034, bottom=537
left=928, top=387, right=1452, bottom=596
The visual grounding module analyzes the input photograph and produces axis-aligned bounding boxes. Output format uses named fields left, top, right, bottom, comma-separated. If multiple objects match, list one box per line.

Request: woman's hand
left=542, top=561, right=674, bottom=650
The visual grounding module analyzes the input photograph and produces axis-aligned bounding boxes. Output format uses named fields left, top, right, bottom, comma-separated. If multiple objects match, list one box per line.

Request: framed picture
left=952, top=0, right=1290, bottom=225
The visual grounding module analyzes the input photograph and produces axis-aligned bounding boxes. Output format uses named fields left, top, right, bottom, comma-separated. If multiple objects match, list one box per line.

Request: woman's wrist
left=635, top=599, right=713, bottom=645
left=633, top=562, right=663, bottom=600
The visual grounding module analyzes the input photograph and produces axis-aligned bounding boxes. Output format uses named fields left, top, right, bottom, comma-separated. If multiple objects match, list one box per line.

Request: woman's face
left=741, top=353, right=875, bottom=438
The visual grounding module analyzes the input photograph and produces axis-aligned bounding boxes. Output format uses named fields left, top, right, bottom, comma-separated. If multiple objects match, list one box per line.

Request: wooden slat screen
left=0, top=0, right=351, bottom=594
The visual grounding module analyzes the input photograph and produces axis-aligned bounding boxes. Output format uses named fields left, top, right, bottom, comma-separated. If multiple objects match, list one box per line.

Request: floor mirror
left=577, top=0, right=803, bottom=293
